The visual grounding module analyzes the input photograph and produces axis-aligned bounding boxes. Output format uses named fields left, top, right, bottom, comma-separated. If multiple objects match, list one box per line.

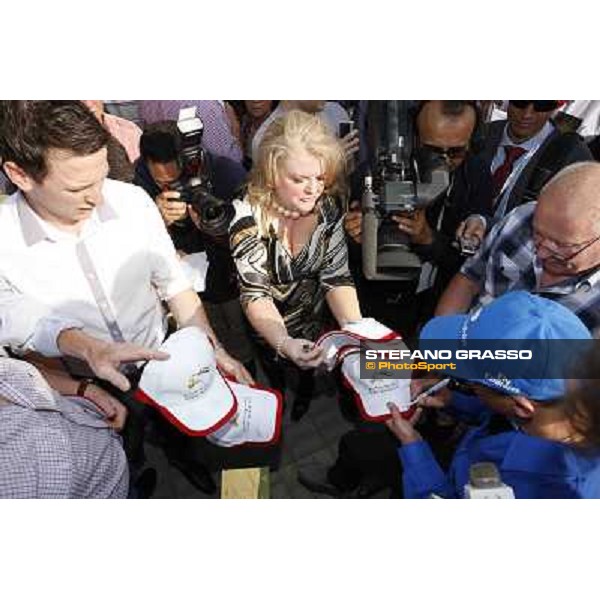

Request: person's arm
left=243, top=297, right=323, bottom=369
left=56, top=328, right=169, bottom=391
left=167, top=289, right=253, bottom=384
left=319, top=213, right=361, bottom=325
left=434, top=273, right=481, bottom=316
left=386, top=404, right=457, bottom=499
left=325, top=286, right=362, bottom=326
left=35, top=361, right=128, bottom=431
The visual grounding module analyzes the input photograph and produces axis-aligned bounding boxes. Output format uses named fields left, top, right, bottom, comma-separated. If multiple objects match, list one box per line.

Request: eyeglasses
left=509, top=100, right=560, bottom=112
left=533, top=230, right=600, bottom=265
left=420, top=143, right=469, bottom=160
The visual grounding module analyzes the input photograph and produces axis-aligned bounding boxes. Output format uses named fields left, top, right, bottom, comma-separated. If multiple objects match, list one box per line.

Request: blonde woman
left=229, top=110, right=362, bottom=420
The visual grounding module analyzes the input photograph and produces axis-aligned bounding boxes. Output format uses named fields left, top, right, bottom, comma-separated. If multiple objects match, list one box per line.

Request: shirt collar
left=17, top=190, right=118, bottom=247
left=501, top=120, right=554, bottom=152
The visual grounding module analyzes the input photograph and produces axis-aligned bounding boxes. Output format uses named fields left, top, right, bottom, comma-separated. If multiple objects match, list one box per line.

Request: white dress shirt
left=0, top=179, right=191, bottom=356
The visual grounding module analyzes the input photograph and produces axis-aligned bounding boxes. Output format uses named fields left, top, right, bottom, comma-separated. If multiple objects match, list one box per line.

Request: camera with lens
left=171, top=107, right=234, bottom=239
left=362, top=101, right=450, bottom=281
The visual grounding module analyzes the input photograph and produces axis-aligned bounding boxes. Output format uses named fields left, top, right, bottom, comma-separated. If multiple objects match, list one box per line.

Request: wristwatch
left=76, top=378, right=95, bottom=398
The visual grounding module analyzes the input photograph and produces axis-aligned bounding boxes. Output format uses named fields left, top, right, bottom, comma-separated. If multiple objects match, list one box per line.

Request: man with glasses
left=344, top=101, right=494, bottom=339
left=436, top=162, right=600, bottom=334
left=476, top=100, right=591, bottom=223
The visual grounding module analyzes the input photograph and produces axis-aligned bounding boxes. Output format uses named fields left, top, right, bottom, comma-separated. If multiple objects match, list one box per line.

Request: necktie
left=491, top=145, right=527, bottom=199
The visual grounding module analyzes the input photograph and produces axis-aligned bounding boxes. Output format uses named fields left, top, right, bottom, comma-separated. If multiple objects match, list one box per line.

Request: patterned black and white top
left=229, top=195, right=355, bottom=342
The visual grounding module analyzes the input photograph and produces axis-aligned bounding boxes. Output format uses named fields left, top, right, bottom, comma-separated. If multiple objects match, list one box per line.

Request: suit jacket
left=479, top=120, right=593, bottom=218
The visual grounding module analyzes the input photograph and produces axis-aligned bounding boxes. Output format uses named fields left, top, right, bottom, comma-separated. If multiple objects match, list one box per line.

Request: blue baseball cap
left=420, top=291, right=592, bottom=401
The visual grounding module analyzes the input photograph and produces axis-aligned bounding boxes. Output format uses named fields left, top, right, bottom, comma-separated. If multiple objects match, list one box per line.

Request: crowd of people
left=1, top=99, right=599, bottom=499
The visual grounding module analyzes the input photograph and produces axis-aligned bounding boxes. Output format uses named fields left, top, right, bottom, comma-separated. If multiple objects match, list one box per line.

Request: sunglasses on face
left=509, top=100, right=560, bottom=112
left=533, top=230, right=600, bottom=265
left=420, top=143, right=469, bottom=160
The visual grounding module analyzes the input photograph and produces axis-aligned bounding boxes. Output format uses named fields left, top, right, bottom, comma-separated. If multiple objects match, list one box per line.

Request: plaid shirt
left=0, top=359, right=128, bottom=498
left=461, top=202, right=600, bottom=333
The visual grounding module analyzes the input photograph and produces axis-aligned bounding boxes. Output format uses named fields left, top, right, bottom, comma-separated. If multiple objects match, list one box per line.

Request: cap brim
left=208, top=381, right=283, bottom=447
left=341, top=353, right=415, bottom=422
left=137, top=366, right=237, bottom=436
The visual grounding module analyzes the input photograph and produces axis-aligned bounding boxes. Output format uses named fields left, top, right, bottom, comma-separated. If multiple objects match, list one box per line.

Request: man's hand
left=344, top=201, right=363, bottom=244
left=391, top=208, right=433, bottom=245
left=281, top=338, right=324, bottom=370
left=410, top=377, right=452, bottom=409
left=456, top=216, right=486, bottom=249
left=84, top=384, right=128, bottom=431
left=82, top=339, right=169, bottom=392
left=341, top=130, right=360, bottom=165
left=215, top=346, right=254, bottom=385
left=156, top=190, right=187, bottom=227
left=385, top=403, right=423, bottom=445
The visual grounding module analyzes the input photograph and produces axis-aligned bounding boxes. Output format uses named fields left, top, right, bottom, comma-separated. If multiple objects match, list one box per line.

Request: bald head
left=538, top=162, right=600, bottom=232
left=417, top=101, right=477, bottom=170
left=534, top=162, right=600, bottom=278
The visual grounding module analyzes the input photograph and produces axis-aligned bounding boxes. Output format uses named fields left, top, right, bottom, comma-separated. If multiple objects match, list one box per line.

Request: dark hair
left=0, top=100, right=110, bottom=183
left=139, top=120, right=180, bottom=164
left=565, top=350, right=600, bottom=450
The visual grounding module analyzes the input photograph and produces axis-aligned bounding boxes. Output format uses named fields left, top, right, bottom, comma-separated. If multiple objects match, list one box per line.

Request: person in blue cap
left=386, top=291, right=600, bottom=499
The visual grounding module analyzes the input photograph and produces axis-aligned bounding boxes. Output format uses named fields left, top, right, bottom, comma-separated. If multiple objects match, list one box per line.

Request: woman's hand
left=281, top=338, right=324, bottom=370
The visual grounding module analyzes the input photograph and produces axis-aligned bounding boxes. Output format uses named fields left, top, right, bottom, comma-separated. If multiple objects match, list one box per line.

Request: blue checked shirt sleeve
left=398, top=440, right=457, bottom=499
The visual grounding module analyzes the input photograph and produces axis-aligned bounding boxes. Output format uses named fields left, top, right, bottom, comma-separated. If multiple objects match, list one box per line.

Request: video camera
left=171, top=107, right=234, bottom=239
left=362, top=101, right=450, bottom=281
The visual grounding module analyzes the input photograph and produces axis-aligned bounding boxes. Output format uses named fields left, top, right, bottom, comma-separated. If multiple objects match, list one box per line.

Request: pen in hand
left=410, top=377, right=451, bottom=406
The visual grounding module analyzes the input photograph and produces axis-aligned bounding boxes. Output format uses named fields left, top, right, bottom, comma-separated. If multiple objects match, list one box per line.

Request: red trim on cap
left=339, top=364, right=416, bottom=423
left=133, top=383, right=238, bottom=437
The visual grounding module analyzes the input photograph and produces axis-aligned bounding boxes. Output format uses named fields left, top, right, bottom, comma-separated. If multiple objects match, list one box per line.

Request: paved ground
left=146, top=369, right=390, bottom=499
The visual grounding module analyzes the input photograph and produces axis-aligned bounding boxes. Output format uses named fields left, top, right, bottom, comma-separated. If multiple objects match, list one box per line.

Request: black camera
left=361, top=101, right=450, bottom=281
left=170, top=107, right=234, bottom=239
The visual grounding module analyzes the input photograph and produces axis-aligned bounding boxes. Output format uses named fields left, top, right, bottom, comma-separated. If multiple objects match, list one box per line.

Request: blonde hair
left=247, top=109, right=347, bottom=235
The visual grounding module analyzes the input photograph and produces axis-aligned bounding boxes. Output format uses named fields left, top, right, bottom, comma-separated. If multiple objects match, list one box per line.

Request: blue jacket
left=398, top=398, right=600, bottom=499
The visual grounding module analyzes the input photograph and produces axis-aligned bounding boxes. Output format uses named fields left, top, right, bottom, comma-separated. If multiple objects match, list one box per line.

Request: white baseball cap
left=136, top=327, right=237, bottom=435
left=207, top=382, right=283, bottom=447
left=340, top=350, right=415, bottom=422
left=317, top=318, right=400, bottom=371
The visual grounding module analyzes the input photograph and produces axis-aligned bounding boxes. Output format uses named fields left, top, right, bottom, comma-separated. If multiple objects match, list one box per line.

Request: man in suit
left=478, top=100, right=592, bottom=223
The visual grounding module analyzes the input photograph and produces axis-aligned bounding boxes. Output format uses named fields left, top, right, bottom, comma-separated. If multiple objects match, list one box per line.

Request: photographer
left=133, top=120, right=254, bottom=368
left=344, top=101, right=493, bottom=339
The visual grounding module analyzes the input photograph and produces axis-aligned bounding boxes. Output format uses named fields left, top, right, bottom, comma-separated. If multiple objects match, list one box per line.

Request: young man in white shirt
left=0, top=101, right=252, bottom=494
